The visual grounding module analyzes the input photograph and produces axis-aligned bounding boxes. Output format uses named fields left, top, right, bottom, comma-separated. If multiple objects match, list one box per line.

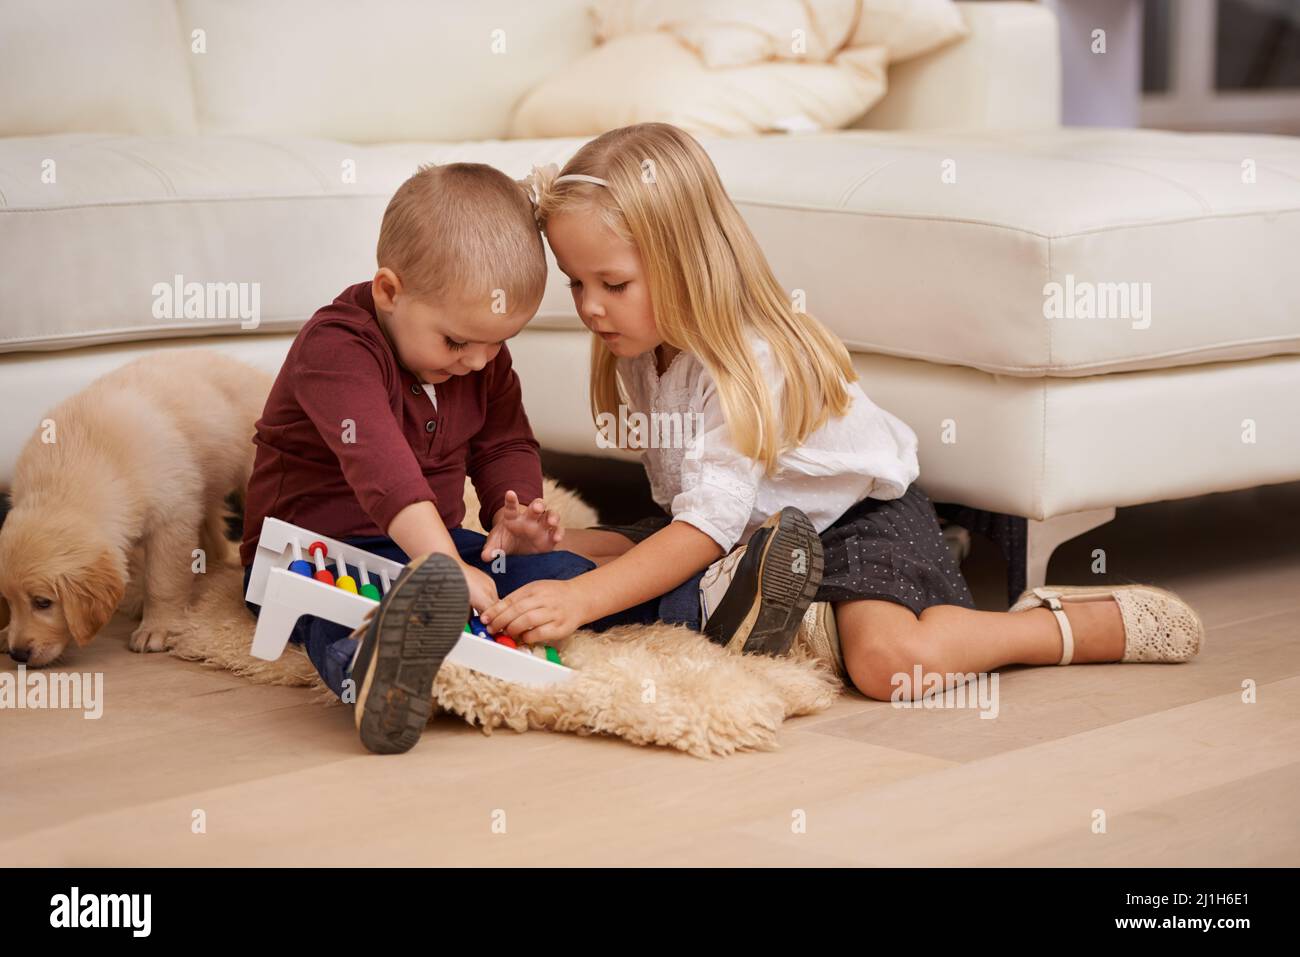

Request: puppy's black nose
left=8, top=647, right=29, bottom=663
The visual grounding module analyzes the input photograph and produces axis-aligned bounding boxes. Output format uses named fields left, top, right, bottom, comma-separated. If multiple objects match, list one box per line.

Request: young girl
left=481, top=123, right=1204, bottom=699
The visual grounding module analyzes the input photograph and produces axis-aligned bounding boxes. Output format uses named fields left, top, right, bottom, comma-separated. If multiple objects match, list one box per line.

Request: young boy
left=241, top=162, right=579, bottom=755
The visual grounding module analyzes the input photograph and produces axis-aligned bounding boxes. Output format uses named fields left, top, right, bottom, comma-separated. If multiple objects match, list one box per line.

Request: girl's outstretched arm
left=479, top=521, right=723, bottom=644
left=553, top=527, right=638, bottom=564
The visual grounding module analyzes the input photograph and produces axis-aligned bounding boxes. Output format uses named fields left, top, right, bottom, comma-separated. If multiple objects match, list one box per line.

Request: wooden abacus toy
left=245, top=517, right=574, bottom=688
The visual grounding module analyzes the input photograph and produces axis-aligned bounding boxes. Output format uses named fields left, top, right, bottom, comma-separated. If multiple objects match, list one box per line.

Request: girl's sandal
left=1009, top=584, right=1205, bottom=664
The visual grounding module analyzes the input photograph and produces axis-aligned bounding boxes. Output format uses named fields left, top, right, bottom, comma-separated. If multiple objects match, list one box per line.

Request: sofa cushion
left=0, top=133, right=590, bottom=352
left=701, top=128, right=1300, bottom=376
left=1, top=129, right=1297, bottom=377
left=0, top=0, right=197, bottom=136
left=178, top=0, right=595, bottom=143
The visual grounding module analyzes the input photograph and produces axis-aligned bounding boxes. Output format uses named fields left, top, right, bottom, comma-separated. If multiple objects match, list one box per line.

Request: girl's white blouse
left=616, top=334, right=921, bottom=553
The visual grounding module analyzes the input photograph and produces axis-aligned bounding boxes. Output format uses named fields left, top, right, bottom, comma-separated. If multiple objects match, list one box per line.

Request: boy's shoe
left=701, top=507, right=823, bottom=656
left=350, top=552, right=468, bottom=754
left=793, top=601, right=846, bottom=680
left=698, top=545, right=748, bottom=626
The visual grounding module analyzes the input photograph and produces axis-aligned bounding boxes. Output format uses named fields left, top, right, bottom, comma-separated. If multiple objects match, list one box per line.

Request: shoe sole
left=354, top=554, right=468, bottom=754
left=703, top=507, right=824, bottom=657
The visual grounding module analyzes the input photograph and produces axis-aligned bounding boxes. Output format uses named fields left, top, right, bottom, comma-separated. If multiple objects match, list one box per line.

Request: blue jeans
left=242, top=527, right=702, bottom=699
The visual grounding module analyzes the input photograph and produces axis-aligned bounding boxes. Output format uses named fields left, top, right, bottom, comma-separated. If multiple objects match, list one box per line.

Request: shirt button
left=410, top=383, right=421, bottom=395
left=425, top=419, right=437, bottom=434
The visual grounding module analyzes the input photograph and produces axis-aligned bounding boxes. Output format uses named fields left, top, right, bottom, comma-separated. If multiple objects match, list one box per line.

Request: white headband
left=555, top=173, right=608, bottom=187
left=523, top=167, right=608, bottom=227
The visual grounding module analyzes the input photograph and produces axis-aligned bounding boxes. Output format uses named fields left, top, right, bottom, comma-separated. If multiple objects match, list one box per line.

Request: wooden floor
left=3, top=480, right=1298, bottom=866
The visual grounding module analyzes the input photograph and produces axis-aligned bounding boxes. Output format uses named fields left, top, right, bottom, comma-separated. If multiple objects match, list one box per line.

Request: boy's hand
left=481, top=490, right=564, bottom=561
left=457, top=561, right=500, bottom=615
left=479, top=579, right=589, bottom=645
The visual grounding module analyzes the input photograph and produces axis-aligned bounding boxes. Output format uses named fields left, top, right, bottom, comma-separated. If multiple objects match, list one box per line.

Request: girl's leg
left=836, top=597, right=1125, bottom=701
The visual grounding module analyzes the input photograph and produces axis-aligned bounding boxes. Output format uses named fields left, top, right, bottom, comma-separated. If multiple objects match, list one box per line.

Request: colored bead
left=289, top=539, right=310, bottom=577
left=545, top=646, right=562, bottom=666
left=495, top=636, right=517, bottom=649
left=336, top=575, right=357, bottom=594
left=307, top=541, right=334, bottom=586
left=356, top=560, right=381, bottom=601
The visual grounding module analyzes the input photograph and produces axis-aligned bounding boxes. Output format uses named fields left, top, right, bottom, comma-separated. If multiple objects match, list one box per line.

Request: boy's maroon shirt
left=239, top=282, right=543, bottom=566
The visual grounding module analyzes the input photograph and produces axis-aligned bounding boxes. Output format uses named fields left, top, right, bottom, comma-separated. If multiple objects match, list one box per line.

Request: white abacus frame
left=245, top=517, right=574, bottom=688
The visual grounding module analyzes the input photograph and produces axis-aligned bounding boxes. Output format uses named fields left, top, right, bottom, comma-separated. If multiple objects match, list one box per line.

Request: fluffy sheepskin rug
left=167, top=479, right=841, bottom=757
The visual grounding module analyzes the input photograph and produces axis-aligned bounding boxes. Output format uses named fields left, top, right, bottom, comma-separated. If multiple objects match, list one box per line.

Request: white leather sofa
left=2, top=1, right=1298, bottom=601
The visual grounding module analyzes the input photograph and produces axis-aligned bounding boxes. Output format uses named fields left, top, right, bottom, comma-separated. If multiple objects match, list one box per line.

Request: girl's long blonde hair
left=527, top=123, right=857, bottom=473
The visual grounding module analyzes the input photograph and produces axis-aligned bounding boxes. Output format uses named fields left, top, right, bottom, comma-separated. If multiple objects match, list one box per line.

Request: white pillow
left=508, top=32, right=887, bottom=138
left=849, top=0, right=969, bottom=62
left=591, top=0, right=967, bottom=68
left=0, top=0, right=197, bottom=135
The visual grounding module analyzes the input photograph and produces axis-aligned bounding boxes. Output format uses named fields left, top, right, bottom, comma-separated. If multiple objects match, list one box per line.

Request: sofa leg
left=1025, top=507, right=1117, bottom=595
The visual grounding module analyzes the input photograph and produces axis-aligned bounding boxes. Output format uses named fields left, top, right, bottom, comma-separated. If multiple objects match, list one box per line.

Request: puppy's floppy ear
left=58, top=550, right=126, bottom=647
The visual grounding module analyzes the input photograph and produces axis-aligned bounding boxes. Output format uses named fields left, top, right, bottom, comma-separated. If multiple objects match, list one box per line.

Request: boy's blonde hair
left=377, top=162, right=546, bottom=312
left=530, top=123, right=857, bottom=473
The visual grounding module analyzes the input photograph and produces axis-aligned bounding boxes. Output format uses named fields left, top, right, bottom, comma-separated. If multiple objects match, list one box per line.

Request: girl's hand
left=481, top=490, right=565, bottom=561
left=479, top=579, right=590, bottom=645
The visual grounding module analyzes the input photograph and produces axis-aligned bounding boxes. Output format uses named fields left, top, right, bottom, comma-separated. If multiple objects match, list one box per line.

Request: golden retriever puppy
left=0, top=350, right=271, bottom=666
